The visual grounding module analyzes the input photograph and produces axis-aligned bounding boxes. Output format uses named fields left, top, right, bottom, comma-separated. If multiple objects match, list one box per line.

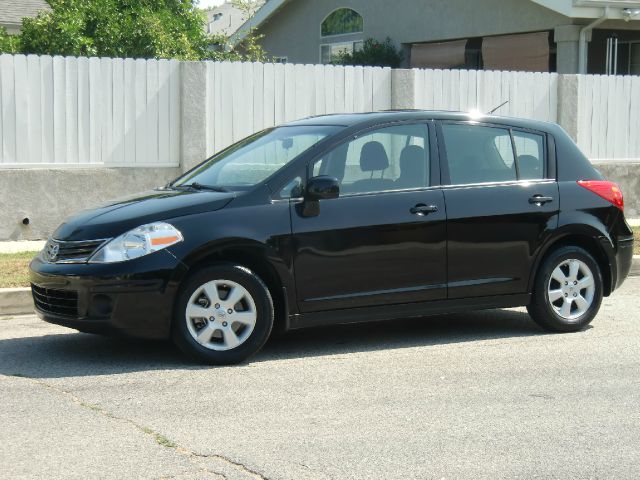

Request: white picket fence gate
left=0, top=53, right=638, bottom=168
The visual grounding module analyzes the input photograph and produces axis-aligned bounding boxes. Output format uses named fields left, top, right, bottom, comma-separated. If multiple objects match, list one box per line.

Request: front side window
left=321, top=8, right=363, bottom=37
left=173, top=126, right=340, bottom=191
left=312, top=124, right=430, bottom=195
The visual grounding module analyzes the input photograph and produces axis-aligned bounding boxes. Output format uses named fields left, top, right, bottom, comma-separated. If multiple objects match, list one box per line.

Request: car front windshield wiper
left=175, top=182, right=229, bottom=193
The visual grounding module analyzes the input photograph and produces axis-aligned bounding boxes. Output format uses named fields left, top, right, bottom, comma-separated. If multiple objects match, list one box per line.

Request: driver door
left=290, top=122, right=447, bottom=313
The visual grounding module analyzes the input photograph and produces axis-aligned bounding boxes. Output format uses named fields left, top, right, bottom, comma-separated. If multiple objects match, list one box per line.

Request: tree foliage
left=18, top=0, right=209, bottom=60
left=332, top=37, right=403, bottom=68
left=205, top=0, right=267, bottom=62
left=0, top=27, right=21, bottom=54
left=0, top=0, right=268, bottom=62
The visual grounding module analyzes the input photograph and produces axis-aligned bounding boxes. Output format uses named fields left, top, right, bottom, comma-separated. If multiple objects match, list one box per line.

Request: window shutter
left=482, top=32, right=550, bottom=72
left=410, top=40, right=467, bottom=69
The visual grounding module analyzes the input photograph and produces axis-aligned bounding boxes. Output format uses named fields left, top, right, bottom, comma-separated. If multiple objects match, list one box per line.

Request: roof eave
left=230, top=0, right=290, bottom=44
left=531, top=0, right=640, bottom=18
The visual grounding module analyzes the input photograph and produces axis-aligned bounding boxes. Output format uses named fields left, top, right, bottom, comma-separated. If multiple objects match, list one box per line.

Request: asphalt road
left=1, top=278, right=639, bottom=480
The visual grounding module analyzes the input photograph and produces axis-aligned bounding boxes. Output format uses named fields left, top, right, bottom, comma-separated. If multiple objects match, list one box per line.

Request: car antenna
left=488, top=100, right=509, bottom=115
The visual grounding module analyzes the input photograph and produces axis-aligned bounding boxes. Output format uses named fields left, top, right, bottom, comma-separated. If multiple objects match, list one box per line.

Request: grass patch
left=0, top=251, right=38, bottom=288
left=80, top=401, right=103, bottom=412
left=141, top=426, right=177, bottom=448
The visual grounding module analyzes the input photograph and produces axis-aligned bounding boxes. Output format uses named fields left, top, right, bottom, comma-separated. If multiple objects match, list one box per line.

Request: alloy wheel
left=185, top=279, right=257, bottom=351
left=547, top=258, right=595, bottom=320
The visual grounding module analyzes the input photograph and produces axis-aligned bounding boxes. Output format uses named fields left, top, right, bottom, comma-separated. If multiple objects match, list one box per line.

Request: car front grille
left=31, top=284, right=79, bottom=317
left=43, top=238, right=108, bottom=263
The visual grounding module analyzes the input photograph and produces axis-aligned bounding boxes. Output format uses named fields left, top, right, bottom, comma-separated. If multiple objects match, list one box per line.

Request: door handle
left=529, top=195, right=554, bottom=205
left=410, top=204, right=438, bottom=215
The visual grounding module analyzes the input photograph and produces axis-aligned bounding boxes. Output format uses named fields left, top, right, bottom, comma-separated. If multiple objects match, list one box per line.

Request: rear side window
left=441, top=124, right=516, bottom=184
left=513, top=131, right=545, bottom=180
left=441, top=124, right=546, bottom=185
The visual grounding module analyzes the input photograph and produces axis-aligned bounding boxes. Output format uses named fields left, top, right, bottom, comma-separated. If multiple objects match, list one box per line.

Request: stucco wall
left=257, top=0, right=569, bottom=65
left=0, top=167, right=181, bottom=241
left=594, top=163, right=640, bottom=219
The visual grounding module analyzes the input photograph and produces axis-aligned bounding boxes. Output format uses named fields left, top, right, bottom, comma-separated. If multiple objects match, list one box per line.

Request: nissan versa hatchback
left=30, top=111, right=635, bottom=365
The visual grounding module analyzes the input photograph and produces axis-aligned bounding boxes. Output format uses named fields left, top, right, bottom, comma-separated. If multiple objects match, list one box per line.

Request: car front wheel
left=172, top=264, right=274, bottom=365
left=527, top=246, right=603, bottom=333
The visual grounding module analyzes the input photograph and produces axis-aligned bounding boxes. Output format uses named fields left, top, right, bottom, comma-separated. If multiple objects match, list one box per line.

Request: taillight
left=577, top=180, right=624, bottom=211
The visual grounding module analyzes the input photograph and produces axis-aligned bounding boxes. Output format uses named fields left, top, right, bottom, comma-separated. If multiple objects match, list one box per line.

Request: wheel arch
left=529, top=226, right=615, bottom=297
left=174, top=239, right=294, bottom=333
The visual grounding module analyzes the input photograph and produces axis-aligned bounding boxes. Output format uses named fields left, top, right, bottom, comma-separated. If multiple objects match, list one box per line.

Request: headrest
left=399, top=145, right=426, bottom=173
left=518, top=155, right=541, bottom=179
left=360, top=141, right=390, bottom=172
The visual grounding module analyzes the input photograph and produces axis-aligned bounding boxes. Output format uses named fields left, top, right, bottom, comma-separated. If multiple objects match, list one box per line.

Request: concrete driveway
left=1, top=278, right=639, bottom=480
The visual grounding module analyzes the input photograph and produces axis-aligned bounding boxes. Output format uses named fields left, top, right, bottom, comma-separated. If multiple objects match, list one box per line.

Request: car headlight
left=89, top=222, right=183, bottom=263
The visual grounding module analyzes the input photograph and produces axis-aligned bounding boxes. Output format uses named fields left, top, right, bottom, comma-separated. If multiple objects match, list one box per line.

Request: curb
left=632, top=255, right=640, bottom=278
left=1, top=257, right=639, bottom=316
left=0, top=288, right=33, bottom=316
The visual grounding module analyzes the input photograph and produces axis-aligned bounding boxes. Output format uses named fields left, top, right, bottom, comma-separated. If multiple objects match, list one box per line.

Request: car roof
left=284, top=110, right=557, bottom=134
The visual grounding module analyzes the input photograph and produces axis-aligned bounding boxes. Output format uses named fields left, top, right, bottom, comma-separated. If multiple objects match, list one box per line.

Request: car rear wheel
left=172, top=264, right=274, bottom=365
left=527, top=246, right=603, bottom=332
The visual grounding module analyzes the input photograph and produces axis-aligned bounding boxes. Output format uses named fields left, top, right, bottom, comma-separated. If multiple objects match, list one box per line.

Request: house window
left=617, top=41, right=640, bottom=75
left=320, top=41, right=363, bottom=64
left=273, top=56, right=288, bottom=64
left=213, top=13, right=223, bottom=21
left=321, top=8, right=363, bottom=37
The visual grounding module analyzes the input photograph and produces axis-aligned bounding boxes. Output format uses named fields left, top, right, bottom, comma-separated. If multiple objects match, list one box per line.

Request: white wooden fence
left=0, top=54, right=181, bottom=167
left=577, top=74, right=640, bottom=161
left=204, top=62, right=392, bottom=156
left=0, top=53, right=638, bottom=168
left=413, top=69, right=558, bottom=122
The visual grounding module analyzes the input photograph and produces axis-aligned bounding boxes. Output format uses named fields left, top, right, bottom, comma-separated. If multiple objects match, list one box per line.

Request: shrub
left=0, top=27, right=21, bottom=54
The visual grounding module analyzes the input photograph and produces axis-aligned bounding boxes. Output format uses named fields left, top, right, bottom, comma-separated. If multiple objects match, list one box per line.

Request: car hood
left=53, top=188, right=236, bottom=241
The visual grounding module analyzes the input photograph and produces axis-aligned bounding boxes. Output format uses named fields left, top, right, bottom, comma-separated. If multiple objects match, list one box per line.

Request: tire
left=172, top=264, right=274, bottom=365
left=527, top=246, right=603, bottom=333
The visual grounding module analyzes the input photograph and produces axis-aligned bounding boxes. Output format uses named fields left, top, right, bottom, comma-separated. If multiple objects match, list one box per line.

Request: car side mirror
left=306, top=176, right=340, bottom=201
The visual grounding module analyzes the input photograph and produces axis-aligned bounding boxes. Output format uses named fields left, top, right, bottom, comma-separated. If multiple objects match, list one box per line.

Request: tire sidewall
left=172, top=264, right=274, bottom=365
left=536, top=247, right=603, bottom=330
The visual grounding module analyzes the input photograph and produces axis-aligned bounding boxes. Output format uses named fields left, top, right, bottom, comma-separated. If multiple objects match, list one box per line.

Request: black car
left=30, top=111, right=635, bottom=364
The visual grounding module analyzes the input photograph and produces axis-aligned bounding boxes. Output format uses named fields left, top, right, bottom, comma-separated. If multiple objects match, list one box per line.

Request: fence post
left=391, top=69, right=416, bottom=110
left=180, top=61, right=207, bottom=173
left=557, top=74, right=580, bottom=141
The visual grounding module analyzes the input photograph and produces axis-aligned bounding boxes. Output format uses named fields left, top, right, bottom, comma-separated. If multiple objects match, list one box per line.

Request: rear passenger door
left=437, top=122, right=559, bottom=299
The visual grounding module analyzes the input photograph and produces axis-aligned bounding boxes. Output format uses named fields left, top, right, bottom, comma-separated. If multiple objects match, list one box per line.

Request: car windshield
left=172, top=125, right=341, bottom=191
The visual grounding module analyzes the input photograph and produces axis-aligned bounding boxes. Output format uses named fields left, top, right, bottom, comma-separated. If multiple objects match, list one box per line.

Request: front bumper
left=29, top=250, right=186, bottom=340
